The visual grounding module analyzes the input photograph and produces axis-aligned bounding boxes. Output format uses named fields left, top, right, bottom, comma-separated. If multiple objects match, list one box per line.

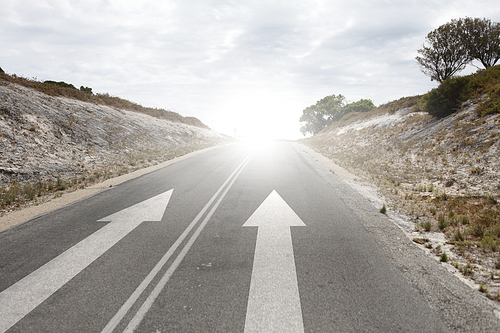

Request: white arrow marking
left=0, top=189, right=173, bottom=333
left=243, top=190, right=306, bottom=333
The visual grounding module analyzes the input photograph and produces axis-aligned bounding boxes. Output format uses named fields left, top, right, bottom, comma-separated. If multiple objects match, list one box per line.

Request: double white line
left=102, top=151, right=254, bottom=333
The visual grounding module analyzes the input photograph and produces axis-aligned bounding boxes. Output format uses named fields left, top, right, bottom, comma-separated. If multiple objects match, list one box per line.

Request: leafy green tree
left=299, top=96, right=377, bottom=135
left=299, top=94, right=346, bottom=135
left=456, top=17, right=500, bottom=69
left=299, top=105, right=327, bottom=136
left=343, top=99, right=375, bottom=113
left=416, top=21, right=470, bottom=82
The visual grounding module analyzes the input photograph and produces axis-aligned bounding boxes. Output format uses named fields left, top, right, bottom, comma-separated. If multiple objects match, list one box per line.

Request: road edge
left=0, top=145, right=223, bottom=233
left=293, top=142, right=500, bottom=331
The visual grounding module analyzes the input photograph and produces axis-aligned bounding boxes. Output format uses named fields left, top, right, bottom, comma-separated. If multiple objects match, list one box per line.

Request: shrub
left=472, top=224, right=485, bottom=238
left=419, top=65, right=500, bottom=117
left=461, top=263, right=473, bottom=276
left=56, top=178, right=66, bottom=191
left=481, top=233, right=498, bottom=251
left=457, top=214, right=469, bottom=225
left=413, top=237, right=425, bottom=244
left=44, top=80, right=77, bottom=89
left=380, top=204, right=387, bottom=214
left=419, top=76, right=472, bottom=118
left=343, top=99, right=375, bottom=113
left=80, top=86, right=93, bottom=94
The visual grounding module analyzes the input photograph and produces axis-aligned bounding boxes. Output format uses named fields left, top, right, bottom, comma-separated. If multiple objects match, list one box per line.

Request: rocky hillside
left=302, top=100, right=500, bottom=301
left=306, top=103, right=499, bottom=197
left=0, top=79, right=229, bottom=213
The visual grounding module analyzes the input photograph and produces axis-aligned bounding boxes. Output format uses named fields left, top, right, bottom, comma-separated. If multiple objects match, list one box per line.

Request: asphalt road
left=1, top=142, right=499, bottom=332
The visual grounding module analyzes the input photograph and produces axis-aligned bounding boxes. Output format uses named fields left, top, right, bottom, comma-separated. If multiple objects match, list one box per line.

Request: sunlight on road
left=240, top=134, right=274, bottom=151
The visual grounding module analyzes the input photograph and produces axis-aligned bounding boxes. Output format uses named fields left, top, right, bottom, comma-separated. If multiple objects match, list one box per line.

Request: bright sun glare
left=240, top=132, right=275, bottom=150
left=217, top=87, right=302, bottom=141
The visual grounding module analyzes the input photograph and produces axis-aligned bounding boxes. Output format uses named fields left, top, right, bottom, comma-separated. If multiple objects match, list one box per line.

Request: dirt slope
left=0, top=80, right=230, bottom=216
left=302, top=102, right=500, bottom=301
left=0, top=81, right=226, bottom=186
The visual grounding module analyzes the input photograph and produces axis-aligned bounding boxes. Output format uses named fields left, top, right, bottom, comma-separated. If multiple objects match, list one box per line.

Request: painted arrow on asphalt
left=243, top=190, right=306, bottom=333
left=0, top=189, right=173, bottom=333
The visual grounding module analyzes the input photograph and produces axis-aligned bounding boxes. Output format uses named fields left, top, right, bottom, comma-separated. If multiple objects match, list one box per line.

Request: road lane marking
left=103, top=152, right=254, bottom=333
left=243, top=190, right=306, bottom=333
left=0, top=189, right=173, bottom=333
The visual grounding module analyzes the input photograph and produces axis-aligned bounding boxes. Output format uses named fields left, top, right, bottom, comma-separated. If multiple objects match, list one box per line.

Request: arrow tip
left=98, top=189, right=173, bottom=222
left=243, top=190, right=306, bottom=228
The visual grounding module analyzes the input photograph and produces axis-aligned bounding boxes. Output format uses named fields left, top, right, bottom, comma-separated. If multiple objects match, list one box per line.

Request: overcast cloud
left=2, top=0, right=500, bottom=139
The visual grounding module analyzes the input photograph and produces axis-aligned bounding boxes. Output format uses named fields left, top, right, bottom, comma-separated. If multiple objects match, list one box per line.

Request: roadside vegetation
left=300, top=64, right=500, bottom=136
left=419, top=64, right=500, bottom=118
left=299, top=95, right=375, bottom=135
left=300, top=17, right=500, bottom=136
left=0, top=71, right=207, bottom=128
left=302, top=95, right=500, bottom=300
left=300, top=21, right=500, bottom=298
left=416, top=17, right=500, bottom=83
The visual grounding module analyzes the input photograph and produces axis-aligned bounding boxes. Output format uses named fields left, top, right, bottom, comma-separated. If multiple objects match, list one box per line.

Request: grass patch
left=427, top=196, right=500, bottom=252
left=437, top=213, right=448, bottom=230
left=421, top=221, right=432, bottom=232
left=413, top=237, right=430, bottom=245
left=377, top=95, right=423, bottom=114
left=479, top=284, right=489, bottom=294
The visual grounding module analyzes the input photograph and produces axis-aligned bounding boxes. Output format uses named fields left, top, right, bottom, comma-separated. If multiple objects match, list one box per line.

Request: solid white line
left=0, top=190, right=173, bottom=333
left=102, top=152, right=254, bottom=333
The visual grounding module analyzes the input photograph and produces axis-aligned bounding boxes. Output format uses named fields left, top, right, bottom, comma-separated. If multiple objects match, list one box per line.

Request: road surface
left=0, top=142, right=499, bottom=332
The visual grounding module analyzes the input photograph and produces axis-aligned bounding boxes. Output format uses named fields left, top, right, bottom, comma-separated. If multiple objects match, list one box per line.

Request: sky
left=2, top=0, right=500, bottom=140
